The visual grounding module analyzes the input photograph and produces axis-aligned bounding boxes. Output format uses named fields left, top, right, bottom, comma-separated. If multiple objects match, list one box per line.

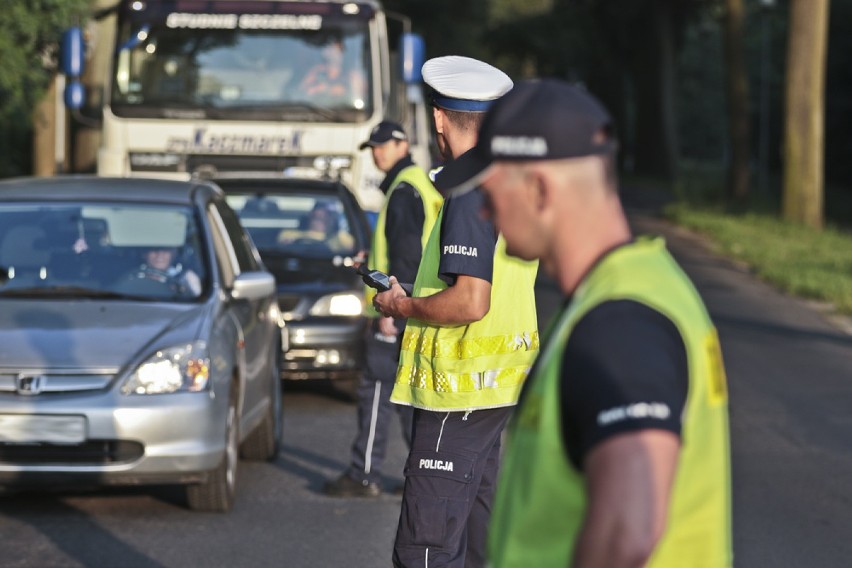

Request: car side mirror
left=231, top=271, right=275, bottom=301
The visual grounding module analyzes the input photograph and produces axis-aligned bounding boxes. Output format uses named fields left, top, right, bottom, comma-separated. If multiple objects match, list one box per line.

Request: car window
left=225, top=192, right=357, bottom=256
left=214, top=200, right=260, bottom=273
left=207, top=203, right=238, bottom=286
left=0, top=202, right=208, bottom=301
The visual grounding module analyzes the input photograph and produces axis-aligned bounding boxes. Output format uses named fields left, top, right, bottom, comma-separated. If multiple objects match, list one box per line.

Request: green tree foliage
left=481, top=0, right=712, bottom=180
left=0, top=0, right=89, bottom=176
left=383, top=0, right=489, bottom=59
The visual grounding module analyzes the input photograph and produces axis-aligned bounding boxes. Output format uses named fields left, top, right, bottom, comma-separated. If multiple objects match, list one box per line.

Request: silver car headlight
left=122, top=341, right=210, bottom=395
left=309, top=292, right=363, bottom=316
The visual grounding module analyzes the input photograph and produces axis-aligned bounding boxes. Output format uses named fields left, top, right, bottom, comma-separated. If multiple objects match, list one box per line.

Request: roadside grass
left=664, top=203, right=852, bottom=314
left=653, top=164, right=852, bottom=315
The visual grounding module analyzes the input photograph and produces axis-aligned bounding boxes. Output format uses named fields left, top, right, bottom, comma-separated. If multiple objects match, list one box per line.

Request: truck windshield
left=110, top=3, right=374, bottom=122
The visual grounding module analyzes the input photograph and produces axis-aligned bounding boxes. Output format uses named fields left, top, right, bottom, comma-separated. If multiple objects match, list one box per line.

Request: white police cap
left=422, top=56, right=513, bottom=112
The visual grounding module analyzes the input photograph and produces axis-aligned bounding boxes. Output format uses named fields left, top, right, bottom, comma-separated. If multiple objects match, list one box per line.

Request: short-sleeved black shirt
left=558, top=299, right=689, bottom=470
left=436, top=187, right=497, bottom=286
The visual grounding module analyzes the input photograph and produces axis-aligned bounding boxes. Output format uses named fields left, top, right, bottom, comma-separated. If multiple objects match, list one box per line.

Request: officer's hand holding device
left=355, top=264, right=392, bottom=292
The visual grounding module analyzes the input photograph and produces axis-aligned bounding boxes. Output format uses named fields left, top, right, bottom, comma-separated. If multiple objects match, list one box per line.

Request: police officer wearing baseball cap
left=372, top=57, right=540, bottom=567
left=440, top=79, right=733, bottom=567
left=358, top=120, right=409, bottom=150
left=324, top=119, right=443, bottom=498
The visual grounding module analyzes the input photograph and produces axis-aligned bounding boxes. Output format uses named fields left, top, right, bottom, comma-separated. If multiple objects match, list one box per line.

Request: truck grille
left=184, top=155, right=315, bottom=174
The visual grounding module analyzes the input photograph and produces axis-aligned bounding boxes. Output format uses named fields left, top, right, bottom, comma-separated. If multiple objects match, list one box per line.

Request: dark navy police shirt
left=437, top=187, right=497, bottom=286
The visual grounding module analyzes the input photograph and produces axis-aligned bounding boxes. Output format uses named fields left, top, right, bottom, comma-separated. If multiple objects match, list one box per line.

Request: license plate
left=0, top=414, right=86, bottom=444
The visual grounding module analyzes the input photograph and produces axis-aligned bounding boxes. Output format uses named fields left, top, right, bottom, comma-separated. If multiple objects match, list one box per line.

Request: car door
left=207, top=199, right=273, bottom=427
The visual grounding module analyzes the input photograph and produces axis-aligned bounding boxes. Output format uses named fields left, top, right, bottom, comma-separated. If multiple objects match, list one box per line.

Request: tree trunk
left=631, top=0, right=679, bottom=181
left=783, top=0, right=830, bottom=229
left=32, top=75, right=64, bottom=176
left=723, top=0, right=751, bottom=203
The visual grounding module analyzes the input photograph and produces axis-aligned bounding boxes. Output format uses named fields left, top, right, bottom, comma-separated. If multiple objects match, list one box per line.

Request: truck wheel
left=187, top=390, right=239, bottom=512
left=241, top=360, right=283, bottom=461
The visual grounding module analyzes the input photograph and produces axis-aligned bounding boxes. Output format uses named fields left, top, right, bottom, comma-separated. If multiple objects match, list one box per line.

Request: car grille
left=0, top=440, right=144, bottom=465
left=0, top=372, right=114, bottom=394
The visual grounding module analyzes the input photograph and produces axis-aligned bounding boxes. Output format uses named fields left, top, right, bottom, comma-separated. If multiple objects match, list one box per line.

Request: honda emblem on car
left=16, top=374, right=45, bottom=395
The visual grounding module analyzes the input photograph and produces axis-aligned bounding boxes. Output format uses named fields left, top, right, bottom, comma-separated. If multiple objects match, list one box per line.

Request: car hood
left=0, top=300, right=208, bottom=369
left=261, top=253, right=361, bottom=291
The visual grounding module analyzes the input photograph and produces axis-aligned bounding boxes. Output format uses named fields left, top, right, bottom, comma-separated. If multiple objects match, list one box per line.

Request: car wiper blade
left=0, top=285, right=155, bottom=301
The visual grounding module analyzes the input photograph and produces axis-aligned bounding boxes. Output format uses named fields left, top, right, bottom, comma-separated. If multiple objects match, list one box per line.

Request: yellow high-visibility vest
left=390, top=201, right=539, bottom=411
left=488, top=236, right=732, bottom=567
left=365, top=164, right=443, bottom=317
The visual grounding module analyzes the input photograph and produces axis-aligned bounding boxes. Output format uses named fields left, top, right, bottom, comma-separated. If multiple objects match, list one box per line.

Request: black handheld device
left=355, top=265, right=392, bottom=292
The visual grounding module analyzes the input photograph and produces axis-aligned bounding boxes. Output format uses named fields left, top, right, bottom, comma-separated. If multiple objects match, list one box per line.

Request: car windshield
left=0, top=203, right=207, bottom=301
left=226, top=192, right=357, bottom=256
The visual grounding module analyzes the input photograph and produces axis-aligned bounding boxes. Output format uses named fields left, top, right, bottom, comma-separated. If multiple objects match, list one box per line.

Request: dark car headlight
left=309, top=292, right=363, bottom=316
left=122, top=341, right=210, bottom=395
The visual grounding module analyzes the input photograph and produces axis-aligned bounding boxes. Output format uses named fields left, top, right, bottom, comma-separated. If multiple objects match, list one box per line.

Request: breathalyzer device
left=355, top=265, right=392, bottom=292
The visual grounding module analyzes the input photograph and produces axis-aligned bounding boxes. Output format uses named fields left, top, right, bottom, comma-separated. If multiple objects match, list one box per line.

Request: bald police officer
left=373, top=57, right=539, bottom=568
left=439, top=79, right=733, bottom=567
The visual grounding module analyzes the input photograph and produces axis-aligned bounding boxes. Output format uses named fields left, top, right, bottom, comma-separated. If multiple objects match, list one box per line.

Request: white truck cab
left=64, top=0, right=431, bottom=212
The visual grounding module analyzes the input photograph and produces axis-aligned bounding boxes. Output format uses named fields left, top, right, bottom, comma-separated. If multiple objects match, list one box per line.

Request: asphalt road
left=1, top=194, right=852, bottom=567
left=628, top=193, right=852, bottom=567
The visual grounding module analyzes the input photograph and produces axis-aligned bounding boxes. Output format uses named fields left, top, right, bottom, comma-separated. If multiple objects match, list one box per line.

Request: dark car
left=0, top=176, right=281, bottom=512
left=216, top=176, right=371, bottom=391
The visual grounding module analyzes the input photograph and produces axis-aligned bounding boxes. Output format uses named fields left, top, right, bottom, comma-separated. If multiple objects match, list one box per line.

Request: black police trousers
left=393, top=405, right=513, bottom=568
left=346, top=322, right=413, bottom=485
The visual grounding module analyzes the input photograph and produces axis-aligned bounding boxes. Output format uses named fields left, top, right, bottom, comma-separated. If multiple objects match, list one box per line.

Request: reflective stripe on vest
left=390, top=201, right=539, bottom=411
left=365, top=165, right=443, bottom=317
left=488, top=236, right=733, bottom=568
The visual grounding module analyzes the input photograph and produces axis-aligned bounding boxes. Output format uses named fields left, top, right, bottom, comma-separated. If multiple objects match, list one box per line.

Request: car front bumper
left=0, top=389, right=225, bottom=485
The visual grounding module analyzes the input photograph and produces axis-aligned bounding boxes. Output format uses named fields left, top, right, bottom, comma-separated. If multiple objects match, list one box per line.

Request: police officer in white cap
left=373, top=56, right=540, bottom=567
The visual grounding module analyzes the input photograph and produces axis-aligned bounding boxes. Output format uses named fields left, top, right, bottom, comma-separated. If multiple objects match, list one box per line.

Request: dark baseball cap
left=436, top=78, right=617, bottom=193
left=359, top=120, right=407, bottom=149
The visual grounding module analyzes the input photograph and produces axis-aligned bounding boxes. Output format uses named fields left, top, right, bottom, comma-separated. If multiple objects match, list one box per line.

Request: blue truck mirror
left=401, top=33, right=425, bottom=84
left=61, top=27, right=85, bottom=78
left=64, top=80, right=86, bottom=110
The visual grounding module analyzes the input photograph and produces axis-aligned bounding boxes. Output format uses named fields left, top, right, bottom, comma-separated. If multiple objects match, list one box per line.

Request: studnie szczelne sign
left=165, top=13, right=324, bottom=30
left=166, top=129, right=304, bottom=155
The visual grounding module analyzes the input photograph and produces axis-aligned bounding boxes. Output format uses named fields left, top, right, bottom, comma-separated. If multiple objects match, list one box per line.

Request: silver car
left=0, top=176, right=282, bottom=512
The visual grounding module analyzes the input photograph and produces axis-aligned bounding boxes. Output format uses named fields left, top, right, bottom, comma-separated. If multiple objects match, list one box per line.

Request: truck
left=62, top=0, right=432, bottom=212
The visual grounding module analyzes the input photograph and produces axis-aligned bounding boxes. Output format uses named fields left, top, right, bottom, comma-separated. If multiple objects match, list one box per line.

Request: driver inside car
left=125, top=246, right=202, bottom=297
left=277, top=203, right=354, bottom=252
